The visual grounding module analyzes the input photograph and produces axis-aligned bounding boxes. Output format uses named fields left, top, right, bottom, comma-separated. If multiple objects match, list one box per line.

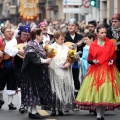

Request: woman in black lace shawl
left=21, top=29, right=52, bottom=119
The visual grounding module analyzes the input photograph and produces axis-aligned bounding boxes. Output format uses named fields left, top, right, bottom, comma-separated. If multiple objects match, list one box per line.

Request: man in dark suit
left=107, top=13, right=120, bottom=71
left=65, top=18, right=83, bottom=95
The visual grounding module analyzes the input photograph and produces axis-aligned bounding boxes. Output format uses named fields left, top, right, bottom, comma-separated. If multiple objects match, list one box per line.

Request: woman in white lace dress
left=49, top=31, right=75, bottom=116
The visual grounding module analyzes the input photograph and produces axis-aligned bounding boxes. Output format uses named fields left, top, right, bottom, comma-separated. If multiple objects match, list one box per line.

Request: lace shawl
left=24, top=40, right=46, bottom=59
left=49, top=42, right=75, bottom=103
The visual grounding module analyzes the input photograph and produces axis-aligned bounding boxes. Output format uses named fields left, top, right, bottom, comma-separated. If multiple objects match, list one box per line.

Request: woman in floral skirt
left=21, top=29, right=52, bottom=119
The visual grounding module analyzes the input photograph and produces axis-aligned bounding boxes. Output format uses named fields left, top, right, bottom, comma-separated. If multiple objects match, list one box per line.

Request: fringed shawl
left=49, top=42, right=75, bottom=103
left=24, top=40, right=47, bottom=59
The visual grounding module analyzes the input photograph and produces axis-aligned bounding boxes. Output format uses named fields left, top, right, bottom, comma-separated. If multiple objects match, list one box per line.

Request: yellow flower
left=67, top=49, right=77, bottom=63
left=45, top=45, right=57, bottom=58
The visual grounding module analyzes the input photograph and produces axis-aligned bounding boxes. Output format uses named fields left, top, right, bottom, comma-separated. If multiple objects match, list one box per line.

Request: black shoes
left=97, top=118, right=101, bottom=120
left=51, top=111, right=56, bottom=116
left=58, top=111, right=64, bottom=116
left=8, top=103, right=17, bottom=110
left=19, top=105, right=28, bottom=114
left=101, top=117, right=105, bottom=120
left=97, top=117, right=105, bottom=120
left=89, top=109, right=96, bottom=115
left=28, top=112, right=43, bottom=119
left=0, top=100, right=4, bottom=109
left=51, top=111, right=64, bottom=116
left=0, top=101, right=16, bottom=110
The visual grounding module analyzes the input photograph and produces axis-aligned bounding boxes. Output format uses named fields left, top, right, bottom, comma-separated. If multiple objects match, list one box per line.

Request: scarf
left=111, top=27, right=120, bottom=40
left=24, top=40, right=46, bottom=59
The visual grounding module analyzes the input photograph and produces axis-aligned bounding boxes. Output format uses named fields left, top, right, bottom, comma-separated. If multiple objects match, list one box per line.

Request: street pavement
left=0, top=90, right=120, bottom=120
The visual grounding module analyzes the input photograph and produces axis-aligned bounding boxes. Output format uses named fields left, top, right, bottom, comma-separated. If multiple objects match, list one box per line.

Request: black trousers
left=72, top=68, right=80, bottom=91
left=116, top=50, right=120, bottom=72
left=0, top=67, right=16, bottom=90
left=14, top=68, right=21, bottom=88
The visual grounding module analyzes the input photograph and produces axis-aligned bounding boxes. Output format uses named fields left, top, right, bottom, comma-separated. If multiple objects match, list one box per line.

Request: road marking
left=37, top=110, right=49, bottom=116
left=37, top=110, right=57, bottom=120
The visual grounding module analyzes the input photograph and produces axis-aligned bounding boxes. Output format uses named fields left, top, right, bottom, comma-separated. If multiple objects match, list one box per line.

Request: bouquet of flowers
left=44, top=45, right=57, bottom=58
left=67, top=49, right=78, bottom=63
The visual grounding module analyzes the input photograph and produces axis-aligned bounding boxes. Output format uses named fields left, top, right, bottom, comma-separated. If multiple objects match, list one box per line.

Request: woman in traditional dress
left=75, top=24, right=120, bottom=120
left=21, top=28, right=52, bottom=119
left=48, top=31, right=75, bottom=116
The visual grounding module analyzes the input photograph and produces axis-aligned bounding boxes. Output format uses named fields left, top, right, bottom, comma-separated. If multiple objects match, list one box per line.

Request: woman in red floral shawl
left=75, top=24, right=120, bottom=120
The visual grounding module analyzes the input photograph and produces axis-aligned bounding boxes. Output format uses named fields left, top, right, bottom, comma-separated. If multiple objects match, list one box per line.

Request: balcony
left=9, top=5, right=17, bottom=15
left=48, top=5, right=58, bottom=11
left=48, top=0, right=57, bottom=11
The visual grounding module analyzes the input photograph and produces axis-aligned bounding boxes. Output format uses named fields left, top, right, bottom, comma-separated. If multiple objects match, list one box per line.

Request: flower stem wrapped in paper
left=67, top=49, right=77, bottom=63
left=45, top=45, right=57, bottom=58
left=67, top=49, right=82, bottom=63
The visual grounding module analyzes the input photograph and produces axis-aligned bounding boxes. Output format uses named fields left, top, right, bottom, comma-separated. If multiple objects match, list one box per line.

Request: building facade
left=0, top=0, right=120, bottom=24
left=0, top=0, right=47, bottom=24
left=83, top=0, right=120, bottom=23
left=100, top=0, right=120, bottom=21
left=46, top=0, right=64, bottom=21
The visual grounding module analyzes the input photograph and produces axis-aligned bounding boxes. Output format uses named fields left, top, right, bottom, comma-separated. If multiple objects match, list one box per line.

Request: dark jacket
left=107, top=27, right=120, bottom=50
left=65, top=32, right=84, bottom=53
left=107, top=27, right=120, bottom=71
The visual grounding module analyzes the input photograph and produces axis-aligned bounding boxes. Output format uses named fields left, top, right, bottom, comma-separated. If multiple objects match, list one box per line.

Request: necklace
left=98, top=40, right=105, bottom=46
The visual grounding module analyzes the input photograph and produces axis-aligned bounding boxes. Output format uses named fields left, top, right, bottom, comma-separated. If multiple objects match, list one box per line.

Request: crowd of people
left=0, top=13, right=120, bottom=120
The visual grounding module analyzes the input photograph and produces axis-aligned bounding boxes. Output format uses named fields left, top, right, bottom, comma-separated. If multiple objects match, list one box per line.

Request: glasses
left=111, top=20, right=120, bottom=23
left=22, top=33, right=30, bottom=37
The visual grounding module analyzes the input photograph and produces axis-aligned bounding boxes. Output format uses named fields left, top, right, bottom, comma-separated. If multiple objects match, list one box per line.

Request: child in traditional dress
left=78, top=33, right=94, bottom=82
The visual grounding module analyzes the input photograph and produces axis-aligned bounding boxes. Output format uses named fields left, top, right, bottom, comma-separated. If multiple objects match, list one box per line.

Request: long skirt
left=21, top=63, right=52, bottom=107
left=76, top=64, right=120, bottom=108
